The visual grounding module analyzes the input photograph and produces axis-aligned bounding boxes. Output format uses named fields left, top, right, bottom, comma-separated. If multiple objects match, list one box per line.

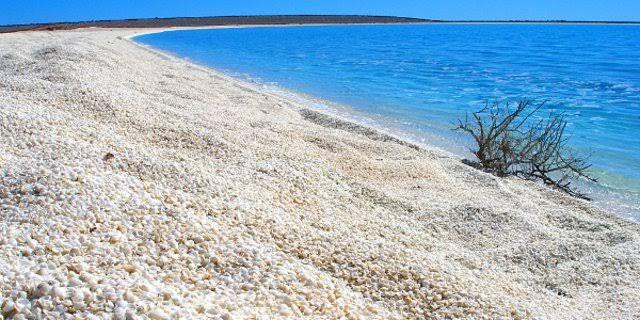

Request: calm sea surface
left=136, top=24, right=640, bottom=220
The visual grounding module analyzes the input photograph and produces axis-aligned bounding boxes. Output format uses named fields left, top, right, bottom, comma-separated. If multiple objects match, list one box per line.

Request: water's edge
left=131, top=29, right=459, bottom=158
left=130, top=28, right=637, bottom=222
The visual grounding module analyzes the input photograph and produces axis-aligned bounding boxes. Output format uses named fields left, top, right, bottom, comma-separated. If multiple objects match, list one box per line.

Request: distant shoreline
left=2, top=14, right=639, bottom=33
left=440, top=21, right=640, bottom=25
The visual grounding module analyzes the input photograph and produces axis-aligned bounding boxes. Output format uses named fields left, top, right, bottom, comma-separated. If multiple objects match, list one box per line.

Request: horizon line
left=2, top=14, right=640, bottom=29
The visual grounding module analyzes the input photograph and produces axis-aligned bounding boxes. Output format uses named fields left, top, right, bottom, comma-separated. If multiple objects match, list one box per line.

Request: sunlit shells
left=0, top=27, right=638, bottom=320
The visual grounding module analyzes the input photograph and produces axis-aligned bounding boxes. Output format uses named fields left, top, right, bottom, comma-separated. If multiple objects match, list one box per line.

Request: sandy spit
left=0, top=28, right=639, bottom=319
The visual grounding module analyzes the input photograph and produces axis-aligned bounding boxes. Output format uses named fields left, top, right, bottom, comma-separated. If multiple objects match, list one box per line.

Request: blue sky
left=1, top=0, right=639, bottom=25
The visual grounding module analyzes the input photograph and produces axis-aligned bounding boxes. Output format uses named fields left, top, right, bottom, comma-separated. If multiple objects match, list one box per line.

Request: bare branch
left=454, top=100, right=595, bottom=199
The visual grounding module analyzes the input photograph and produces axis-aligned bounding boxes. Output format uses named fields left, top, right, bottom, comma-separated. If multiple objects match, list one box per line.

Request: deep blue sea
left=136, top=24, right=640, bottom=220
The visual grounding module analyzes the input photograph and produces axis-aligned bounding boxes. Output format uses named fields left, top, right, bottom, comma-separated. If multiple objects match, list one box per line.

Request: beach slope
left=0, top=28, right=639, bottom=319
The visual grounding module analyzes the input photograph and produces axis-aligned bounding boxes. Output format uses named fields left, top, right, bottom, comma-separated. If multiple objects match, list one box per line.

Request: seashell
left=51, top=287, right=67, bottom=300
left=123, top=264, right=137, bottom=274
left=125, top=308, right=138, bottom=320
left=1, top=300, right=16, bottom=317
left=124, top=291, right=137, bottom=303
left=79, top=272, right=97, bottom=286
left=113, top=307, right=127, bottom=320
left=32, top=283, right=51, bottom=298
left=147, top=310, right=170, bottom=320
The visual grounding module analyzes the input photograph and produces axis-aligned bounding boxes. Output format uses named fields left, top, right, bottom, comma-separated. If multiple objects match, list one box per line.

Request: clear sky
left=2, top=0, right=639, bottom=26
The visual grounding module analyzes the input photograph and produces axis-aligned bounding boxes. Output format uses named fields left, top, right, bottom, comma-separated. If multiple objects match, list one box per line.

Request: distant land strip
left=0, top=15, right=429, bottom=33
left=1, top=15, right=639, bottom=33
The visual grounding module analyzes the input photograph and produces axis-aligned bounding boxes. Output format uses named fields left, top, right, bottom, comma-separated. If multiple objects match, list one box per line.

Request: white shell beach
left=1, top=28, right=639, bottom=319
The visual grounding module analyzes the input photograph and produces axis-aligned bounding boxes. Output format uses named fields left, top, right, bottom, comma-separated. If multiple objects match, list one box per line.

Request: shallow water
left=136, top=24, right=640, bottom=220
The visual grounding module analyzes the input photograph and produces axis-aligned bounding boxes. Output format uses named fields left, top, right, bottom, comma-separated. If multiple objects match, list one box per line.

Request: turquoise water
left=136, top=24, right=640, bottom=219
